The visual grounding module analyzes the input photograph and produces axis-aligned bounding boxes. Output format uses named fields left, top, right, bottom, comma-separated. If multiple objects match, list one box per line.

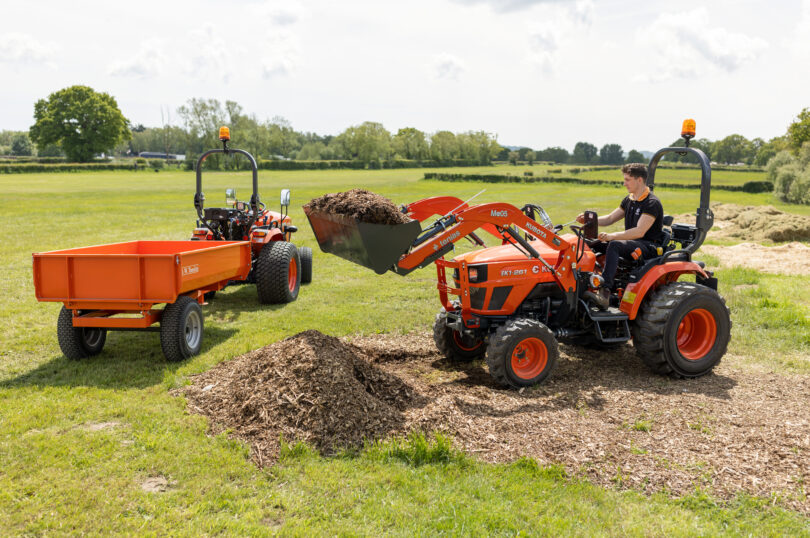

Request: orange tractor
left=32, top=128, right=311, bottom=361
left=306, top=122, right=730, bottom=388
left=190, top=127, right=312, bottom=303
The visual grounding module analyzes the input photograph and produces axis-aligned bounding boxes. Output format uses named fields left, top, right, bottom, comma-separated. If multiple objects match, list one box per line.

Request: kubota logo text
left=182, top=264, right=200, bottom=276
left=490, top=209, right=508, bottom=218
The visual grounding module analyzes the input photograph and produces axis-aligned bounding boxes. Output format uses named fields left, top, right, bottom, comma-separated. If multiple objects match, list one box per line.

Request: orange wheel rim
left=510, top=337, right=548, bottom=379
left=288, top=257, right=298, bottom=292
left=452, top=331, right=482, bottom=352
left=676, top=308, right=717, bottom=360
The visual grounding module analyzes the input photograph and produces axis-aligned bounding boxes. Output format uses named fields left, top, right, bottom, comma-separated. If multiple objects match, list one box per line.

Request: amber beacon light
left=218, top=126, right=231, bottom=141
left=681, top=119, right=696, bottom=139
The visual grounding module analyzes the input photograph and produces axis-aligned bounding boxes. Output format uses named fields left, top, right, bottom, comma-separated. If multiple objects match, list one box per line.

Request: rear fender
left=250, top=228, right=285, bottom=252
left=620, top=261, right=709, bottom=320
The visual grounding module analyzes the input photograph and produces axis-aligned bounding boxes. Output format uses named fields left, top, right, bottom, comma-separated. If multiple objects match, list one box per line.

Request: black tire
left=632, top=281, right=731, bottom=378
left=160, top=296, right=204, bottom=362
left=486, top=318, right=558, bottom=388
left=300, top=246, right=313, bottom=284
left=255, top=242, right=301, bottom=304
left=433, top=309, right=486, bottom=361
left=57, top=306, right=107, bottom=360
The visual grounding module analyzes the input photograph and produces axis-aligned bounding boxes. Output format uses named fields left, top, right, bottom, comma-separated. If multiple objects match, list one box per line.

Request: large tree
left=392, top=127, right=429, bottom=160
left=788, top=107, right=810, bottom=153
left=30, top=85, right=130, bottom=162
left=572, top=141, right=598, bottom=164
left=599, top=143, right=624, bottom=165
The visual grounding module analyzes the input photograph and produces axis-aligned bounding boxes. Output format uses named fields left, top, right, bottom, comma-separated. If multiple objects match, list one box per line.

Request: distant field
left=1, top=167, right=808, bottom=534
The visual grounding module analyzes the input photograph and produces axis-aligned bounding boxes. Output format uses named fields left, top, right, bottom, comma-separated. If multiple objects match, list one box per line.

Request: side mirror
left=280, top=189, right=291, bottom=207
left=225, top=188, right=237, bottom=207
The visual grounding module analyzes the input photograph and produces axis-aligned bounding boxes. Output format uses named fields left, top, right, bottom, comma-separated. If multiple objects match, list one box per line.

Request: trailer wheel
left=632, top=281, right=731, bottom=378
left=433, top=309, right=485, bottom=361
left=300, top=246, right=313, bottom=284
left=160, top=296, right=204, bottom=362
left=256, top=242, right=301, bottom=304
left=486, top=318, right=558, bottom=388
left=57, top=306, right=107, bottom=360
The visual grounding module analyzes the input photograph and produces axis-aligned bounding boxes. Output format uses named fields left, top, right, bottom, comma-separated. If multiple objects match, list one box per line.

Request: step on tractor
left=191, top=127, right=313, bottom=303
left=305, top=121, right=731, bottom=388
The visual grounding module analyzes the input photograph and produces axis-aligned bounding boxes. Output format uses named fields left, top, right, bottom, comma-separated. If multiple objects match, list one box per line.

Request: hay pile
left=675, top=203, right=810, bottom=242
left=304, top=189, right=411, bottom=225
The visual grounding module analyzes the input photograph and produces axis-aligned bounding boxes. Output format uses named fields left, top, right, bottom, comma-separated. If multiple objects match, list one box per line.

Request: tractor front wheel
left=255, top=242, right=301, bottom=304
left=486, top=318, right=558, bottom=388
left=632, top=281, right=731, bottom=378
left=433, top=309, right=485, bottom=361
left=57, top=307, right=107, bottom=360
left=160, top=296, right=204, bottom=362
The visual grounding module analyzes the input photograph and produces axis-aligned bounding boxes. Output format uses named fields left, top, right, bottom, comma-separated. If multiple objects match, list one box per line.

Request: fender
left=620, top=261, right=709, bottom=320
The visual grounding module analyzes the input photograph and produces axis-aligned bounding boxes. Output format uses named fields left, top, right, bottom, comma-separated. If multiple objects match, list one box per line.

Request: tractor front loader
left=305, top=121, right=730, bottom=388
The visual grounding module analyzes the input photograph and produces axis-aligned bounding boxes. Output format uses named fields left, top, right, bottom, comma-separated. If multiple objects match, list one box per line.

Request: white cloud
left=432, top=53, right=465, bottom=80
left=261, top=30, right=300, bottom=79
left=452, top=0, right=566, bottom=13
left=637, top=8, right=768, bottom=82
left=0, top=33, right=56, bottom=65
left=793, top=0, right=810, bottom=56
left=107, top=39, right=169, bottom=78
left=526, top=0, right=594, bottom=73
left=185, top=25, right=233, bottom=83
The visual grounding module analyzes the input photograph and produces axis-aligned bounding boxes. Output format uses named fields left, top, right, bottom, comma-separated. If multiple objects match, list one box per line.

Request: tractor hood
left=452, top=233, right=585, bottom=267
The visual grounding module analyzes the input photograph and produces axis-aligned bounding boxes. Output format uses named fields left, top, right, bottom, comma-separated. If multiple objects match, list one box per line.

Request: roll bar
left=193, top=148, right=261, bottom=230
left=647, top=146, right=713, bottom=254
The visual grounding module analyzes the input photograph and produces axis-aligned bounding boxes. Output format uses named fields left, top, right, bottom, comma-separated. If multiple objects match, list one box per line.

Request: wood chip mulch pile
left=179, top=330, right=810, bottom=513
left=304, top=189, right=411, bottom=225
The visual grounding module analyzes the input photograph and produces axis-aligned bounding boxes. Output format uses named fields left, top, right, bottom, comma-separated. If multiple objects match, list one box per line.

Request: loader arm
left=404, top=196, right=505, bottom=241
left=395, top=202, right=580, bottom=294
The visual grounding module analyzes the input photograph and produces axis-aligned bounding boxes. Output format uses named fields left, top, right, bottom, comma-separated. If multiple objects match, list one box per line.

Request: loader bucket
left=304, top=208, right=422, bottom=274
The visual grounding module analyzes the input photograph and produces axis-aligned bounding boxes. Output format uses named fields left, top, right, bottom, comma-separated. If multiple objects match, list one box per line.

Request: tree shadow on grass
left=0, top=325, right=237, bottom=390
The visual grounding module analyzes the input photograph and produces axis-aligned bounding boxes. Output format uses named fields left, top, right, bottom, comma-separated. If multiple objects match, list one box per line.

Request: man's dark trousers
left=591, top=240, right=657, bottom=287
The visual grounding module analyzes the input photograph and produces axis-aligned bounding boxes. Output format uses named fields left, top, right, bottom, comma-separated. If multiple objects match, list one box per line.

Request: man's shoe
left=584, top=288, right=611, bottom=309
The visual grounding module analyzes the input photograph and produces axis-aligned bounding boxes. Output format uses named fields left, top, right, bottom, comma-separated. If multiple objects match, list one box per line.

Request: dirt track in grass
left=179, top=330, right=810, bottom=514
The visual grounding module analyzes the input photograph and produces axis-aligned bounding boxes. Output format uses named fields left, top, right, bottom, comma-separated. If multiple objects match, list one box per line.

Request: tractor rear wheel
left=256, top=242, right=301, bottom=304
left=160, top=296, right=204, bottom=362
left=433, top=309, right=485, bottom=361
left=632, top=281, right=730, bottom=378
left=57, top=307, right=107, bottom=360
left=300, top=246, right=313, bottom=284
left=486, top=318, right=558, bottom=388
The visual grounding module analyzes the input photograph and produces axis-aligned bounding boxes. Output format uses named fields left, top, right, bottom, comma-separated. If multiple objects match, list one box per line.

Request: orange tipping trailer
left=32, top=240, right=251, bottom=361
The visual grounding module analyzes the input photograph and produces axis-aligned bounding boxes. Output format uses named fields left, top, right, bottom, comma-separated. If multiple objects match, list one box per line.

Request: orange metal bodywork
left=437, top=234, right=596, bottom=320
left=33, top=240, right=252, bottom=327
left=619, top=261, right=708, bottom=319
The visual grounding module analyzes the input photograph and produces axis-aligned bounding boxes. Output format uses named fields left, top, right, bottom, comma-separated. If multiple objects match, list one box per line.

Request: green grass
left=1, top=167, right=809, bottom=534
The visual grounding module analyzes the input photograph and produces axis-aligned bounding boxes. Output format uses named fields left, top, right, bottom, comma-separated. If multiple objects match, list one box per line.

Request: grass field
left=1, top=166, right=809, bottom=535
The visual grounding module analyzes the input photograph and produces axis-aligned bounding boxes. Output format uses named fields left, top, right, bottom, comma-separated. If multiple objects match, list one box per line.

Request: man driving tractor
left=578, top=162, right=665, bottom=307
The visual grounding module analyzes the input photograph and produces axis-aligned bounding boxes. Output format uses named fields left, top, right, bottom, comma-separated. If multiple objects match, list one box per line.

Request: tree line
left=4, top=86, right=810, bottom=170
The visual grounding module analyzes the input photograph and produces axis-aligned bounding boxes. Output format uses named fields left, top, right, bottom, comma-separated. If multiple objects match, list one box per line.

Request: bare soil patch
left=701, top=242, right=810, bottom=275
left=304, top=189, right=411, bottom=225
left=141, top=476, right=173, bottom=493
left=675, top=203, right=810, bottom=243
left=180, top=331, right=810, bottom=513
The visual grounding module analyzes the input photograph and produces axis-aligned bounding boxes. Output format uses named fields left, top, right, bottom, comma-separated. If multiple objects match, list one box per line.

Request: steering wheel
left=570, top=224, right=600, bottom=248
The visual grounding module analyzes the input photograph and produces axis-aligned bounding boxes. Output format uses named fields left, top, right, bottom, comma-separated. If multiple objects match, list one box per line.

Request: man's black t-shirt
left=620, top=188, right=664, bottom=243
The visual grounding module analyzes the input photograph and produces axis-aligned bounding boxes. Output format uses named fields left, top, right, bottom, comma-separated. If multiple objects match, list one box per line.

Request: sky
left=2, top=0, right=809, bottom=152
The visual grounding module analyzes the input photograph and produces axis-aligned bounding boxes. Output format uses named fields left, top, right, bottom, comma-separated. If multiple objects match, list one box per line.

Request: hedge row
left=422, top=173, right=773, bottom=193
left=0, top=157, right=67, bottom=164
left=250, top=159, right=487, bottom=170
left=0, top=162, right=148, bottom=173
